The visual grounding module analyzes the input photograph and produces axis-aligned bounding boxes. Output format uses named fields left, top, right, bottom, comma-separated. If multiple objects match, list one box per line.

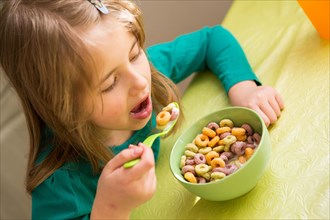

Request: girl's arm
left=91, top=144, right=156, bottom=219
left=32, top=144, right=156, bottom=219
left=146, top=25, right=259, bottom=91
left=147, top=25, right=284, bottom=126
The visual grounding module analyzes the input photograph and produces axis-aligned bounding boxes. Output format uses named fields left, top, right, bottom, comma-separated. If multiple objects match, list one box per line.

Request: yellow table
left=132, top=0, right=330, bottom=219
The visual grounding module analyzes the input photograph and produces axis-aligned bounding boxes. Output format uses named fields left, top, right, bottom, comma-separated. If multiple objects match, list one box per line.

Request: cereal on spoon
left=156, top=103, right=179, bottom=130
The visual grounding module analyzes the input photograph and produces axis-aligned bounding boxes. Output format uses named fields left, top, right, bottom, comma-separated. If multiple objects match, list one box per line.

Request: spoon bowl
left=123, top=102, right=180, bottom=168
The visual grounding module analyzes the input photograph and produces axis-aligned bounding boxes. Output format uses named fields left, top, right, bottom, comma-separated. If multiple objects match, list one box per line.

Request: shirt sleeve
left=32, top=166, right=96, bottom=220
left=146, top=25, right=261, bottom=93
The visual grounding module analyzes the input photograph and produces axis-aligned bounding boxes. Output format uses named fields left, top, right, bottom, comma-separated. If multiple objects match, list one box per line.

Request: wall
left=139, top=0, right=233, bottom=93
left=140, top=0, right=233, bottom=47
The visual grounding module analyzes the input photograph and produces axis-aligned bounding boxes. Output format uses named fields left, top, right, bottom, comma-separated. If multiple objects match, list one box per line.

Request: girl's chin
left=131, top=114, right=152, bottom=130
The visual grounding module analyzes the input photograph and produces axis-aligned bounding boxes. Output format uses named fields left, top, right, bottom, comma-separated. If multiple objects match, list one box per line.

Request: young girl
left=0, top=0, right=284, bottom=219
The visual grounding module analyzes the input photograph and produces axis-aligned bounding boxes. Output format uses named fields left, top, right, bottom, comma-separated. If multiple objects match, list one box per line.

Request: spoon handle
left=123, top=158, right=141, bottom=168
left=123, top=133, right=159, bottom=168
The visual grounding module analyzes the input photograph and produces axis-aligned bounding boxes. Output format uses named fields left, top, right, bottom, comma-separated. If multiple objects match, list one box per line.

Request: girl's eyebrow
left=100, top=39, right=138, bottom=84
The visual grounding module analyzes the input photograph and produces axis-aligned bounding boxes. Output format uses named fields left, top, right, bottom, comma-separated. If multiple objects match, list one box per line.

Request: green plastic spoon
left=123, top=102, right=180, bottom=168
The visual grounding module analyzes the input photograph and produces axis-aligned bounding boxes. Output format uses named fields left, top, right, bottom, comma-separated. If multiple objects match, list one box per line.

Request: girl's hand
left=91, top=143, right=156, bottom=219
left=228, top=80, right=285, bottom=127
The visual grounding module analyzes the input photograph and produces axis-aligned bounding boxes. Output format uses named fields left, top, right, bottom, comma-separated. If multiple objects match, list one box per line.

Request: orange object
left=297, top=0, right=330, bottom=39
left=244, top=147, right=254, bottom=160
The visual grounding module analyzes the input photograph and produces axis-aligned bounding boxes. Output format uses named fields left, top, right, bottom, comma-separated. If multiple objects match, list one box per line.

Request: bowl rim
left=170, top=106, right=267, bottom=186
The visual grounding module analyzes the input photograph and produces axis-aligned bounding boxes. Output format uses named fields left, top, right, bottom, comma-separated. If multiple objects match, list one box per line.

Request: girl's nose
left=127, top=68, right=148, bottom=96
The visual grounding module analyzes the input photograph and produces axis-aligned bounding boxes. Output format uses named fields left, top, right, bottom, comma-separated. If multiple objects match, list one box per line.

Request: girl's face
left=82, top=17, right=152, bottom=143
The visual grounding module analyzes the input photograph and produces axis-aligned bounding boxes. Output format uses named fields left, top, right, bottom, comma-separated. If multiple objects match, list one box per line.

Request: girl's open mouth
left=130, top=96, right=152, bottom=120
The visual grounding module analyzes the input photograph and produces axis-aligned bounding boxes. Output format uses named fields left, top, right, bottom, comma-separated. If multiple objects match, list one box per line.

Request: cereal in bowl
left=180, top=119, right=261, bottom=184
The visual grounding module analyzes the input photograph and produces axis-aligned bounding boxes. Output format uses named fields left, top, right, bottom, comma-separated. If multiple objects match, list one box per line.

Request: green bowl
left=169, top=107, right=271, bottom=201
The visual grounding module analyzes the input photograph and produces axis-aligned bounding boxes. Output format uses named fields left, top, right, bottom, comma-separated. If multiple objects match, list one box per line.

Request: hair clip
left=87, top=0, right=109, bottom=15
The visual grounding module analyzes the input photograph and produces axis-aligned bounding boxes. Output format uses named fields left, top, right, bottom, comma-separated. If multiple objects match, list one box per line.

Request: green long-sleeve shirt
left=32, top=25, right=260, bottom=219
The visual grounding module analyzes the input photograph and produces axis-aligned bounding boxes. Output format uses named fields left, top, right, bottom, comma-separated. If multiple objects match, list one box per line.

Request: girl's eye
left=102, top=76, right=117, bottom=93
left=130, top=49, right=141, bottom=62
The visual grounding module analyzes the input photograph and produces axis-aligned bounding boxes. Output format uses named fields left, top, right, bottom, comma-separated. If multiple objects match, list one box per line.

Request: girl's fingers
left=268, top=97, right=282, bottom=117
left=104, top=145, right=143, bottom=173
left=138, top=143, right=155, bottom=168
left=257, top=88, right=284, bottom=125
left=275, top=93, right=285, bottom=110
left=104, top=143, right=155, bottom=181
left=254, top=106, right=270, bottom=127
left=126, top=144, right=155, bottom=180
left=270, top=88, right=284, bottom=112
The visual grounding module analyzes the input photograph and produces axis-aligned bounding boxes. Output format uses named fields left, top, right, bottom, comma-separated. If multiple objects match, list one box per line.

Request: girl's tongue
left=130, top=96, right=152, bottom=119
left=131, top=98, right=147, bottom=113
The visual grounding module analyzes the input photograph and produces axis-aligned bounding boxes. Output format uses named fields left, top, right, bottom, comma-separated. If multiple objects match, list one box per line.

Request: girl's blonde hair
left=0, top=0, right=181, bottom=193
